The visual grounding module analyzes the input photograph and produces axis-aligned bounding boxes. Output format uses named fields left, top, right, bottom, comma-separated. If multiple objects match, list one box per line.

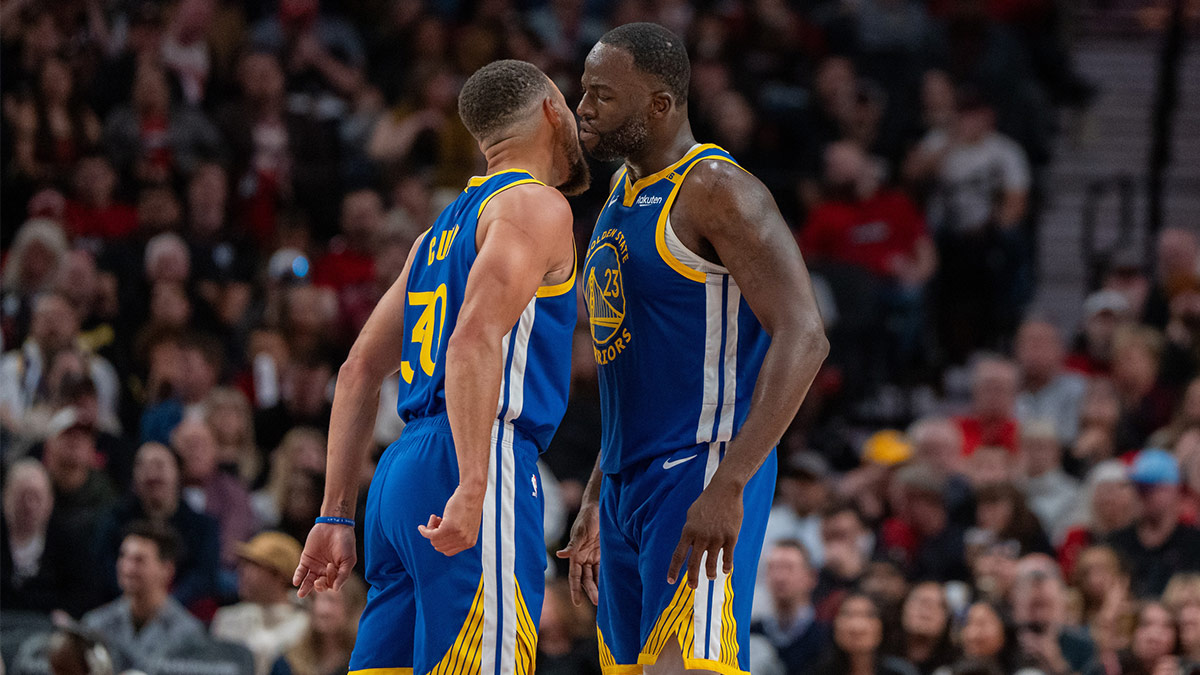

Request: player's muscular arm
left=294, top=230, right=427, bottom=598
left=667, top=161, right=830, bottom=588
left=419, top=184, right=574, bottom=556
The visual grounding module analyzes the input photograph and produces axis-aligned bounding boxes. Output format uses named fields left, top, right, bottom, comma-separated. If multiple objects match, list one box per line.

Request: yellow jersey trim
left=349, top=669, right=413, bottom=675
left=466, top=168, right=536, bottom=188
left=513, top=578, right=539, bottom=675
left=427, top=576, right=486, bottom=675
left=652, top=153, right=742, bottom=283
left=536, top=240, right=577, bottom=297
left=621, top=143, right=717, bottom=207
left=599, top=665, right=645, bottom=675
left=476, top=178, right=545, bottom=218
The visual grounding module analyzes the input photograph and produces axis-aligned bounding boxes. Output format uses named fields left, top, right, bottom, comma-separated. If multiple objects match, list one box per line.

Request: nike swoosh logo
left=662, top=454, right=700, bottom=470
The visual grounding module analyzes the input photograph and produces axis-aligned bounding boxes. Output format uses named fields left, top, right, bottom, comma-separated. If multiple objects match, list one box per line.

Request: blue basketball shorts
left=350, top=413, right=546, bottom=675
left=595, top=442, right=776, bottom=675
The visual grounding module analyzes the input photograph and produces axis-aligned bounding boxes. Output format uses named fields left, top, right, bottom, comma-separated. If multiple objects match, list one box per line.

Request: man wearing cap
left=211, top=531, right=309, bottom=675
left=1065, top=290, right=1131, bottom=376
left=40, top=407, right=117, bottom=532
left=1107, top=448, right=1200, bottom=598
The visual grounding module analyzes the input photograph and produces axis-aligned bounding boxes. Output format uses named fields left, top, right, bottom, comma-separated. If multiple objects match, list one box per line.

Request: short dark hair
left=458, top=60, right=551, bottom=142
left=599, top=22, right=690, bottom=103
left=123, top=520, right=181, bottom=564
left=822, top=498, right=866, bottom=524
left=772, top=538, right=814, bottom=567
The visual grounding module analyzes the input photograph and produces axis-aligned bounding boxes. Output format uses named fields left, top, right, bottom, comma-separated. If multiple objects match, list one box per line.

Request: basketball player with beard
left=558, top=24, right=829, bottom=675
left=293, top=60, right=589, bottom=675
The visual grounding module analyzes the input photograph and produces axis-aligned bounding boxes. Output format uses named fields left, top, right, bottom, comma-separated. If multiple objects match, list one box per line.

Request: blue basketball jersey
left=584, top=144, right=772, bottom=474
left=396, top=169, right=576, bottom=451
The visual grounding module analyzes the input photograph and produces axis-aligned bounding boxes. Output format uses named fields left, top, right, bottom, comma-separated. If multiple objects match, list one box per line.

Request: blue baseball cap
left=1128, top=448, right=1180, bottom=486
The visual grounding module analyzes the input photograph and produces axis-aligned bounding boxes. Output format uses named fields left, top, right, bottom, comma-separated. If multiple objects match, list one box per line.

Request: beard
left=585, top=113, right=650, bottom=163
left=556, top=128, right=592, bottom=197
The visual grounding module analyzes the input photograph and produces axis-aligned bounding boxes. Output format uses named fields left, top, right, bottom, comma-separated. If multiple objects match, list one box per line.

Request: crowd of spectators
left=4, top=0, right=1198, bottom=674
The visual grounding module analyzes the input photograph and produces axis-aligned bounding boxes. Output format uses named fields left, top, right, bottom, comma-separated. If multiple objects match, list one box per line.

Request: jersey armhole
left=654, top=155, right=745, bottom=282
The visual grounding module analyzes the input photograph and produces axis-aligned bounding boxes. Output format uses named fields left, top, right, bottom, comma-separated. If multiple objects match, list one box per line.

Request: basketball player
left=293, top=60, right=588, bottom=675
left=557, top=24, right=829, bottom=675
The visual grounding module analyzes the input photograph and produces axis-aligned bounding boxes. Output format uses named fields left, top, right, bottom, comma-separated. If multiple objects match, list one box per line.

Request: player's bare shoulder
left=482, top=181, right=573, bottom=236
left=672, top=156, right=780, bottom=261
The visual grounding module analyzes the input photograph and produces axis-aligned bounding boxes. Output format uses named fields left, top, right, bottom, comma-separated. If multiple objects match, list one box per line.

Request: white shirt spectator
left=920, top=129, right=1031, bottom=233
left=211, top=601, right=309, bottom=675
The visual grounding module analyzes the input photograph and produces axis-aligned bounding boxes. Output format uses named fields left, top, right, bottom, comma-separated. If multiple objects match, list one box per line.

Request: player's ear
left=543, top=97, right=561, bottom=130
left=649, top=91, right=674, bottom=119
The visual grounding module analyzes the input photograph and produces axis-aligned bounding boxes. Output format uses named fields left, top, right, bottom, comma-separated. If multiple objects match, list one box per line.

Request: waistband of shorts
left=400, top=412, right=537, bottom=447
left=401, top=412, right=454, bottom=436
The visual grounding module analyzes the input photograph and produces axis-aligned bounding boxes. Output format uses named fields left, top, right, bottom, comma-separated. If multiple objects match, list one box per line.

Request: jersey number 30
left=400, top=283, right=448, bottom=383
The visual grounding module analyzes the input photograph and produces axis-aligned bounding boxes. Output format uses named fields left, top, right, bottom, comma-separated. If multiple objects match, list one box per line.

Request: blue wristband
left=315, top=516, right=355, bottom=527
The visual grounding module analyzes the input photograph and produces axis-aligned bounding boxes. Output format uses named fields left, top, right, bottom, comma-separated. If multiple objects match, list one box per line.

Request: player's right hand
left=294, top=522, right=357, bottom=599
left=419, top=485, right=485, bottom=556
left=556, top=501, right=601, bottom=606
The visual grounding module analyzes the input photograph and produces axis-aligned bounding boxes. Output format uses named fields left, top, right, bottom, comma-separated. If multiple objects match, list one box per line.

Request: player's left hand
left=419, top=485, right=485, bottom=556
left=667, top=478, right=743, bottom=589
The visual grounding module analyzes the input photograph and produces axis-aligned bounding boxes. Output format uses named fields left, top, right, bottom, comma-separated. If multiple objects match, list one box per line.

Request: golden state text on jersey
left=582, top=144, right=772, bottom=474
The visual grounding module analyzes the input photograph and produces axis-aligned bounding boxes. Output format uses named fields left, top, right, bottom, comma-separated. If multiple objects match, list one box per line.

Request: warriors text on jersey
left=584, top=144, right=772, bottom=473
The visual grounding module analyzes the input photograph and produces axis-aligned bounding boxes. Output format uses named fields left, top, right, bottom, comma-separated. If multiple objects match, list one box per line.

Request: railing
left=1080, top=175, right=1140, bottom=291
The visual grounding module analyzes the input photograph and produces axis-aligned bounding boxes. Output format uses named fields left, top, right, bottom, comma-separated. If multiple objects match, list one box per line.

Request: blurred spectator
left=1, top=218, right=69, bottom=347
left=1111, top=326, right=1177, bottom=447
left=815, top=501, right=876, bottom=614
left=765, top=452, right=832, bottom=571
left=367, top=66, right=478, bottom=192
left=885, top=463, right=969, bottom=582
left=536, top=579, right=603, bottom=675
left=942, top=601, right=1019, bottom=674
left=1, top=458, right=94, bottom=616
left=1082, top=601, right=1179, bottom=675
left=204, top=386, right=262, bottom=485
left=1019, top=420, right=1081, bottom=543
left=1107, top=449, right=1200, bottom=598
left=216, top=49, right=340, bottom=247
left=801, top=141, right=935, bottom=390
left=908, top=418, right=973, bottom=524
left=185, top=164, right=256, bottom=336
left=271, top=575, right=367, bottom=675
left=1059, top=461, right=1141, bottom=578
left=1067, top=291, right=1133, bottom=377
left=814, top=593, right=920, bottom=675
left=968, top=531, right=1021, bottom=603
left=253, top=427, right=326, bottom=533
left=1068, top=546, right=1130, bottom=633
left=39, top=407, right=118, bottom=530
left=62, top=156, right=138, bottom=243
left=752, top=540, right=831, bottom=674
left=2, top=292, right=120, bottom=445
left=211, top=531, right=308, bottom=675
left=1015, top=319, right=1087, bottom=445
left=1149, top=378, right=1200, bottom=449
left=249, top=0, right=367, bottom=121
left=81, top=521, right=207, bottom=672
left=159, top=0, right=217, bottom=107
left=103, top=61, right=223, bottom=186
left=974, top=482, right=1054, bottom=557
left=171, top=415, right=257, bottom=570
left=1073, top=379, right=1125, bottom=469
left=955, top=356, right=1020, bottom=456
left=888, top=582, right=959, bottom=674
left=839, top=430, right=914, bottom=525
left=313, top=189, right=384, bottom=338
left=1010, top=554, right=1096, bottom=674
left=97, top=442, right=220, bottom=609
left=5, top=55, right=101, bottom=185
left=1163, top=574, right=1200, bottom=666
left=1144, top=228, right=1200, bottom=330
left=910, top=91, right=1031, bottom=363
left=140, top=333, right=224, bottom=445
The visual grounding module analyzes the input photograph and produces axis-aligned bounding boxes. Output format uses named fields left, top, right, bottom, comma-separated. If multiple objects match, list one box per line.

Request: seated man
left=211, top=531, right=308, bottom=675
left=81, top=521, right=207, bottom=672
left=751, top=539, right=831, bottom=675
